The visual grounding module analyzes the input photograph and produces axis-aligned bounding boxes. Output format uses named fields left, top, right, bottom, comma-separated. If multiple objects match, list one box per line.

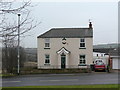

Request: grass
left=2, top=84, right=119, bottom=88
left=0, top=74, right=17, bottom=77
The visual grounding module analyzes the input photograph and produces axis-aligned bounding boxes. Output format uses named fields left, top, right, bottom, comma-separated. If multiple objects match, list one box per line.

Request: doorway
left=61, top=53, right=66, bottom=69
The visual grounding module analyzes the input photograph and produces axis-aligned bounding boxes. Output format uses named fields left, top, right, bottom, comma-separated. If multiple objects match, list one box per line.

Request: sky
left=18, top=1, right=118, bottom=48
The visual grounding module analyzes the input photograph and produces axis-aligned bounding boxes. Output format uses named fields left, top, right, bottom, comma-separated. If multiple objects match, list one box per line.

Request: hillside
left=93, top=43, right=119, bottom=49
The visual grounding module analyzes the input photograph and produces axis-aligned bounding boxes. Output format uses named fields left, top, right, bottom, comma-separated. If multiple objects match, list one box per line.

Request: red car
left=94, top=60, right=106, bottom=71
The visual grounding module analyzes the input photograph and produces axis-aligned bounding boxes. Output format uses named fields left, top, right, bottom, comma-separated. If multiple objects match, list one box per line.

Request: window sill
left=79, top=47, right=86, bottom=49
left=44, top=48, right=50, bottom=49
left=78, top=64, right=86, bottom=66
left=44, top=64, right=50, bottom=66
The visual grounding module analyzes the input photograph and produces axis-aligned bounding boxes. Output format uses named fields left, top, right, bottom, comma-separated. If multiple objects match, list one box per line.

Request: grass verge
left=2, top=84, right=119, bottom=88
left=0, top=74, right=17, bottom=77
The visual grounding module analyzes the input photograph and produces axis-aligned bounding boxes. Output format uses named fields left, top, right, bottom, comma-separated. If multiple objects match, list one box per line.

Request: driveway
left=2, top=72, right=118, bottom=87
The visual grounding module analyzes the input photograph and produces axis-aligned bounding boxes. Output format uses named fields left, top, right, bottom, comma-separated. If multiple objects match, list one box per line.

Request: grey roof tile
left=37, top=28, right=93, bottom=38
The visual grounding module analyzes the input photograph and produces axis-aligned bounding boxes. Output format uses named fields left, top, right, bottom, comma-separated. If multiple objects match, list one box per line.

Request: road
left=2, top=72, right=118, bottom=87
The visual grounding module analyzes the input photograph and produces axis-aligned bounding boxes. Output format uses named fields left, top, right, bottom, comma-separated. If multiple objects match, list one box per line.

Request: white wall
left=93, top=52, right=109, bottom=65
left=37, top=38, right=93, bottom=69
left=112, top=58, right=120, bottom=69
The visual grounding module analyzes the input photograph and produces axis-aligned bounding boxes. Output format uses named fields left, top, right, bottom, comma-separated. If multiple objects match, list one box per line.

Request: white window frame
left=79, top=55, right=86, bottom=65
left=80, top=38, right=85, bottom=48
left=44, top=38, right=50, bottom=48
left=45, top=54, right=50, bottom=64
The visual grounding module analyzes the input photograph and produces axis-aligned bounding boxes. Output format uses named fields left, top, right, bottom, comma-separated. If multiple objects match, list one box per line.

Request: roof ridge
left=51, top=27, right=90, bottom=29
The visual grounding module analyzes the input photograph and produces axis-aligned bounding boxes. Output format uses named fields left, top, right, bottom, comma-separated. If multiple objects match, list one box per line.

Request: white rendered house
left=37, top=22, right=93, bottom=69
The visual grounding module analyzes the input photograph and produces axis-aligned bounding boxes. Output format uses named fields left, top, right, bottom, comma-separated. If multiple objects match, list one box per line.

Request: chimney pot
left=89, top=22, right=93, bottom=29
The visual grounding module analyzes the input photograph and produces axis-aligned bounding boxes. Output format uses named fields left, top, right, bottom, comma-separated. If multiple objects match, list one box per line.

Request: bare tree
left=0, top=0, right=40, bottom=73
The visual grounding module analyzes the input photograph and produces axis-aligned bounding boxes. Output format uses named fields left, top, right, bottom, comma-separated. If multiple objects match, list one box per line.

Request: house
left=37, top=22, right=93, bottom=69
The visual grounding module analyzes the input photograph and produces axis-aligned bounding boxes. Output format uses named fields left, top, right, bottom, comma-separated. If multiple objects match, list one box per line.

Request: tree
left=0, top=0, right=40, bottom=73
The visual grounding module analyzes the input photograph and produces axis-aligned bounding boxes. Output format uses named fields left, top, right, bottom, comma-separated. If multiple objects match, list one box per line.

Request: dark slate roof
left=109, top=49, right=119, bottom=56
left=37, top=28, right=93, bottom=38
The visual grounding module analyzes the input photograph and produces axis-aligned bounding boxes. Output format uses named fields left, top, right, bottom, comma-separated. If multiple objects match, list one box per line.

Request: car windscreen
left=96, top=62, right=104, bottom=65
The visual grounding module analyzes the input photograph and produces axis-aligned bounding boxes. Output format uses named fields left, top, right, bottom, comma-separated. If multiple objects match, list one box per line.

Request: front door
left=61, top=54, right=66, bottom=69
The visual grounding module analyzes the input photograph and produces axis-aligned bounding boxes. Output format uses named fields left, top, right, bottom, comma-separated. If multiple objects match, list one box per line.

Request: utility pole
left=17, top=14, right=20, bottom=75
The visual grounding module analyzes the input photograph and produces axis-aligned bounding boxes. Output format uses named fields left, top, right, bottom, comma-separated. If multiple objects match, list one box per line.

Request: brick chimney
left=89, top=22, right=93, bottom=29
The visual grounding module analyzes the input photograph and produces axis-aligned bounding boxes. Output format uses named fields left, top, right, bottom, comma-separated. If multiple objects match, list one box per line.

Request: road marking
left=39, top=79, right=79, bottom=82
left=63, top=79, right=79, bottom=81
left=3, top=81, right=21, bottom=83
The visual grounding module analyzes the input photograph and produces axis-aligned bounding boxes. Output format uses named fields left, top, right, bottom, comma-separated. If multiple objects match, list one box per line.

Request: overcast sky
left=20, top=1, right=118, bottom=48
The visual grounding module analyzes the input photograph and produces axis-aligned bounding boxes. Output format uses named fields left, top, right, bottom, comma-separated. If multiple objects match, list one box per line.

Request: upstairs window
left=45, top=54, right=50, bottom=64
left=80, top=38, right=85, bottom=48
left=45, top=38, right=50, bottom=48
left=79, top=55, right=86, bottom=65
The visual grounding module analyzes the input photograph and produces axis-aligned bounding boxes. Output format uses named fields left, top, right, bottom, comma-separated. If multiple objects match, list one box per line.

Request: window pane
left=80, top=61, right=82, bottom=63
left=80, top=60, right=82, bottom=62
left=80, top=55, right=85, bottom=59
left=80, top=38, right=85, bottom=48
left=45, top=59, right=50, bottom=63
left=79, top=55, right=86, bottom=64
left=46, top=54, right=49, bottom=58
left=45, top=43, right=50, bottom=47
left=45, top=55, right=50, bottom=64
left=46, top=55, right=49, bottom=58
left=45, top=38, right=50, bottom=48
left=80, top=39, right=85, bottom=42
left=80, top=43, right=85, bottom=47
left=47, top=60, right=50, bottom=63
left=45, top=59, right=50, bottom=64
left=83, top=60, right=85, bottom=64
left=45, top=59, right=47, bottom=63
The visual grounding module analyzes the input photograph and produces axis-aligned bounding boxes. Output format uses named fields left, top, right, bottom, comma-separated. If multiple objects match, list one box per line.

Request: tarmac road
left=2, top=72, right=119, bottom=87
